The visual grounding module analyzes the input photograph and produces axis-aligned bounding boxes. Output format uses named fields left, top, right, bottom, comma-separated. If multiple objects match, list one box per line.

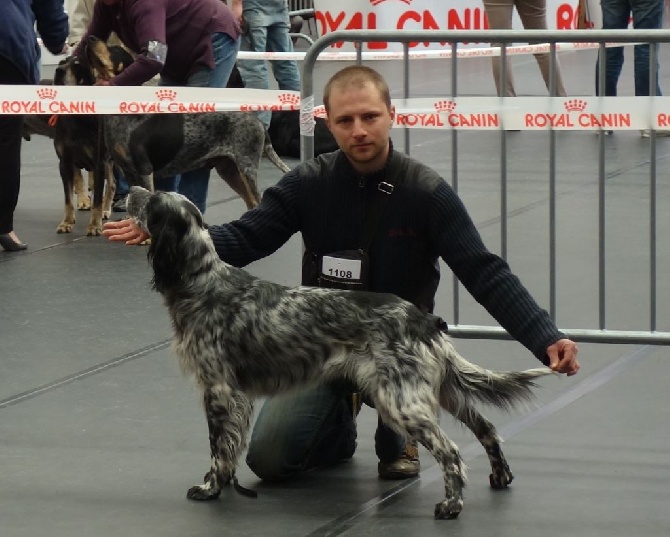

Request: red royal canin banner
left=313, top=0, right=601, bottom=51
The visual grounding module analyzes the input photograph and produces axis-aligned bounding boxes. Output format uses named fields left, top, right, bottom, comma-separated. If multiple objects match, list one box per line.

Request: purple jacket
left=74, top=0, right=240, bottom=86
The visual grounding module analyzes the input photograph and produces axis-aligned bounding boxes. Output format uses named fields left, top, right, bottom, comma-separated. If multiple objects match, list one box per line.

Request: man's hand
left=230, top=0, right=243, bottom=22
left=102, top=218, right=150, bottom=245
left=546, top=339, right=580, bottom=376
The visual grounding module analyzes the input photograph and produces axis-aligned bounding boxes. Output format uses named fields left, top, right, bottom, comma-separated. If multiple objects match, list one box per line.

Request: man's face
left=326, top=82, right=394, bottom=174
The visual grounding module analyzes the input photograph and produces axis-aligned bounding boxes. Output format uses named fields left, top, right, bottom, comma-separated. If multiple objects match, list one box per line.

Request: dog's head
left=54, top=55, right=95, bottom=86
left=127, top=187, right=209, bottom=294
left=85, top=36, right=134, bottom=81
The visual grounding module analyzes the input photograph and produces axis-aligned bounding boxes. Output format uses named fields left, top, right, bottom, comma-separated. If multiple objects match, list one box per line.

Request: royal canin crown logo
left=278, top=93, right=300, bottom=106
left=434, top=100, right=457, bottom=113
left=370, top=0, right=412, bottom=5
left=155, top=89, right=177, bottom=102
left=564, top=99, right=587, bottom=112
left=37, top=87, right=57, bottom=100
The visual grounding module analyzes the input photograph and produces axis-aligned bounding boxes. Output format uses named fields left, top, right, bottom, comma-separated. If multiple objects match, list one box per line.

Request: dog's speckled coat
left=127, top=186, right=553, bottom=519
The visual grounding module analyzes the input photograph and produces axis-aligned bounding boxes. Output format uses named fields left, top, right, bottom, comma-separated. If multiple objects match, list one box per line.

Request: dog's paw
left=102, top=210, right=111, bottom=220
left=434, top=497, right=463, bottom=520
left=186, top=484, right=222, bottom=501
left=85, top=224, right=102, bottom=236
left=489, top=463, right=514, bottom=489
left=56, top=221, right=75, bottom=234
left=77, top=199, right=91, bottom=211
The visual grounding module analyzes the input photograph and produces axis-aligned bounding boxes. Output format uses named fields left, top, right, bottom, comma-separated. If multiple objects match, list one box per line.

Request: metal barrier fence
left=300, top=29, right=670, bottom=345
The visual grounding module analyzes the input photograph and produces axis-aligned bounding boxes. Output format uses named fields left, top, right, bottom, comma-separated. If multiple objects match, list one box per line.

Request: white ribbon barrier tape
left=233, top=41, right=633, bottom=61
left=3, top=86, right=668, bottom=131
left=42, top=39, right=632, bottom=65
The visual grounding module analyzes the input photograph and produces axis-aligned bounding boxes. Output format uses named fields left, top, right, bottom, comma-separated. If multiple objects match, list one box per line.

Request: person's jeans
left=113, top=166, right=129, bottom=198
left=158, top=32, right=240, bottom=213
left=245, top=382, right=406, bottom=481
left=238, top=1, right=301, bottom=129
left=596, top=0, right=664, bottom=96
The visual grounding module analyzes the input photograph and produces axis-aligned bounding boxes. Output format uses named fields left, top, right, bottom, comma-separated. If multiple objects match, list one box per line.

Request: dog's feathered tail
left=264, top=131, right=291, bottom=173
left=434, top=335, right=553, bottom=414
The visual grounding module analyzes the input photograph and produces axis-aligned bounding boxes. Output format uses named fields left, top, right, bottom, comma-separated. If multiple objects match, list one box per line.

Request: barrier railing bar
left=548, top=42, right=558, bottom=321
left=451, top=41, right=460, bottom=327
left=649, top=44, right=658, bottom=332
left=596, top=44, right=607, bottom=331
left=403, top=43, right=410, bottom=156
left=448, top=326, right=670, bottom=345
left=500, top=44, right=508, bottom=261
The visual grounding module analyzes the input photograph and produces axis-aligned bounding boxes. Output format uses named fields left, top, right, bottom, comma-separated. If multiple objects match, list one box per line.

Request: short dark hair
left=323, top=65, right=392, bottom=113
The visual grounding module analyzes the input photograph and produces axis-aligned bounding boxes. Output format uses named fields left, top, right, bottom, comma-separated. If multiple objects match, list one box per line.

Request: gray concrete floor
left=2, top=41, right=670, bottom=537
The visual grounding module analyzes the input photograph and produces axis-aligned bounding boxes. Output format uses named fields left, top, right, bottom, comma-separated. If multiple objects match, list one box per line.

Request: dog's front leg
left=187, top=385, right=254, bottom=501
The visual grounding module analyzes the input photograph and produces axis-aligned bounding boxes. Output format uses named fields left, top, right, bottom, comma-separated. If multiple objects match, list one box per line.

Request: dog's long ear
left=145, top=195, right=190, bottom=294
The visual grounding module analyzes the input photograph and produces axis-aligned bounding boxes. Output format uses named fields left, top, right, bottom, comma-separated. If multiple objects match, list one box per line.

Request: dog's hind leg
left=101, top=161, right=116, bottom=220
left=86, top=167, right=105, bottom=236
left=56, top=155, right=77, bottom=234
left=74, top=169, right=91, bottom=210
left=448, top=403, right=513, bottom=490
left=187, top=384, right=254, bottom=501
left=374, top=388, right=466, bottom=520
left=214, top=157, right=260, bottom=209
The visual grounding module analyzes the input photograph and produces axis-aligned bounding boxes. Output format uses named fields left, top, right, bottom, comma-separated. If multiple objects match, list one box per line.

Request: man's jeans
left=246, top=382, right=406, bottom=481
left=595, top=0, right=664, bottom=96
left=156, top=32, right=240, bottom=213
left=238, top=0, right=301, bottom=129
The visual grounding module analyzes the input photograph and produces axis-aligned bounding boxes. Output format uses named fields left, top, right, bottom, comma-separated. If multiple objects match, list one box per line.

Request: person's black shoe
left=0, top=233, right=28, bottom=252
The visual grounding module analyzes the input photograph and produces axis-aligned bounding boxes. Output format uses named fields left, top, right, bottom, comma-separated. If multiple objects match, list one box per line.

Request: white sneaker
left=640, top=129, right=670, bottom=138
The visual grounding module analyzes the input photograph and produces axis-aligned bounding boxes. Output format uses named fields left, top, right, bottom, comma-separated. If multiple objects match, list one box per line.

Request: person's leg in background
left=482, top=0, right=517, bottom=96
left=112, top=166, right=131, bottom=212
left=596, top=0, right=631, bottom=96
left=515, top=0, right=567, bottom=96
left=0, top=56, right=29, bottom=251
left=245, top=382, right=357, bottom=481
left=631, top=0, right=664, bottom=96
left=265, top=3, right=301, bottom=92
left=0, top=114, right=26, bottom=250
left=237, top=5, right=272, bottom=129
left=159, top=32, right=239, bottom=213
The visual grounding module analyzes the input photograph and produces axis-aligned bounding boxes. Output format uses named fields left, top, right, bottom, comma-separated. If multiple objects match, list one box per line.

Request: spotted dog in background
left=85, top=36, right=289, bottom=210
left=126, top=185, right=554, bottom=520
left=226, top=65, right=339, bottom=159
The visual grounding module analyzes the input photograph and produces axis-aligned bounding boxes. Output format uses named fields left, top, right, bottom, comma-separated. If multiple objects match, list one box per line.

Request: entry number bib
left=321, top=255, right=362, bottom=281
left=316, top=249, right=370, bottom=290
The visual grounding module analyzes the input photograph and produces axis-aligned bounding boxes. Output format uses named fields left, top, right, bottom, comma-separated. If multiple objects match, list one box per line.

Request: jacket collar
left=336, top=140, right=399, bottom=185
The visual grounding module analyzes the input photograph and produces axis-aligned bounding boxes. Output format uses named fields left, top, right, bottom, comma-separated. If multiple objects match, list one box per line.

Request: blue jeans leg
left=266, top=22, right=301, bottom=92
left=596, top=0, right=630, bottom=96
left=245, top=382, right=357, bottom=481
left=238, top=20, right=272, bottom=128
left=375, top=417, right=407, bottom=463
left=154, top=176, right=179, bottom=192
left=631, top=0, right=663, bottom=96
left=160, top=32, right=240, bottom=213
left=113, top=166, right=129, bottom=197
